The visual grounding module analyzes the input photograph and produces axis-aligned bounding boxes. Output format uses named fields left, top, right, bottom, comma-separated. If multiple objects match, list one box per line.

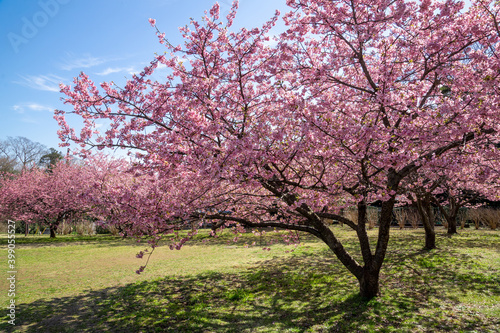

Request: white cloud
left=95, top=66, right=136, bottom=76
left=14, top=74, right=64, bottom=92
left=13, top=103, right=55, bottom=114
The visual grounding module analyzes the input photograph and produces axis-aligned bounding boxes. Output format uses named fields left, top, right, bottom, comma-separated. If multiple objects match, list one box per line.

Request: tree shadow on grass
left=2, top=248, right=499, bottom=333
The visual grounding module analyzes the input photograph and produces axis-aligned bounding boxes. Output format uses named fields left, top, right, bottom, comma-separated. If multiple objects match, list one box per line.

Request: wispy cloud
left=13, top=103, right=55, bottom=114
left=95, top=66, right=137, bottom=76
left=59, top=53, right=108, bottom=71
left=14, top=74, right=64, bottom=92
left=12, top=105, right=25, bottom=114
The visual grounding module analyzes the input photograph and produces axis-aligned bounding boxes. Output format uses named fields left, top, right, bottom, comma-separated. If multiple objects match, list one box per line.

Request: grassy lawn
left=0, top=227, right=499, bottom=332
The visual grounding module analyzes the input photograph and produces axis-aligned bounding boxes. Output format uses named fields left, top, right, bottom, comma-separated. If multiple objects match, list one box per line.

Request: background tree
left=403, top=140, right=500, bottom=245
left=0, top=136, right=48, bottom=171
left=431, top=156, right=499, bottom=235
left=39, top=148, right=65, bottom=170
left=0, top=140, right=17, bottom=174
left=0, top=161, right=95, bottom=238
left=403, top=174, right=442, bottom=250
left=0, top=156, right=17, bottom=174
left=54, top=0, right=500, bottom=299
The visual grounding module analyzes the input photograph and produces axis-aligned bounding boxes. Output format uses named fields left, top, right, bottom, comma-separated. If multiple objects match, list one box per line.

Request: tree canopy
left=53, top=0, right=500, bottom=299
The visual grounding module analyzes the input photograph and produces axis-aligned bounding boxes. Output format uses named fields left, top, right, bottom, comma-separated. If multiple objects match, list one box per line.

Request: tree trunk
left=49, top=224, right=57, bottom=238
left=447, top=215, right=458, bottom=235
left=354, top=201, right=380, bottom=299
left=416, top=195, right=436, bottom=250
left=358, top=195, right=397, bottom=300
left=358, top=267, right=380, bottom=299
left=424, top=227, right=435, bottom=249
left=446, top=199, right=458, bottom=235
left=436, top=197, right=459, bottom=236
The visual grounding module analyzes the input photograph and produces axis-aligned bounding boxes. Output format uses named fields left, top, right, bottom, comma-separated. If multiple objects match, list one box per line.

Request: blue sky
left=0, top=0, right=286, bottom=152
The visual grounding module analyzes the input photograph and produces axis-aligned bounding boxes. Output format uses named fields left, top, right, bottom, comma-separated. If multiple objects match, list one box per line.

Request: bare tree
left=0, top=137, right=48, bottom=170
left=0, top=140, right=16, bottom=174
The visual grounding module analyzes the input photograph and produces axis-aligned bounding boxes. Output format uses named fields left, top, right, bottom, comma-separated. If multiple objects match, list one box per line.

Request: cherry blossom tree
left=82, top=156, right=174, bottom=238
left=399, top=162, right=499, bottom=251
left=54, top=0, right=500, bottom=299
left=434, top=152, right=499, bottom=236
left=0, top=160, right=95, bottom=238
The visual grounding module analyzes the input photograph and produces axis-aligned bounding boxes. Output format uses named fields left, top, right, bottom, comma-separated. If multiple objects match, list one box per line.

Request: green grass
left=0, top=227, right=499, bottom=332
